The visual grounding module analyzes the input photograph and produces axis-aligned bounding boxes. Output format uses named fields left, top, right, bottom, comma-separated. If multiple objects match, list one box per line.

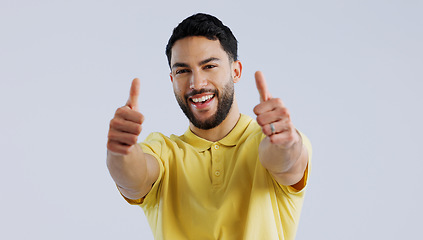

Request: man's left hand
left=253, top=71, right=300, bottom=149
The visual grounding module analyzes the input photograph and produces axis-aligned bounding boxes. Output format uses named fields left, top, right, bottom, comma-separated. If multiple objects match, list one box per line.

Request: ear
left=169, top=73, right=174, bottom=83
left=232, top=60, right=242, bottom=83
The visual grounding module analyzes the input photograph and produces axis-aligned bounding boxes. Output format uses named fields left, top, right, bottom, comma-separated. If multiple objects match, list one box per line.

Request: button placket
left=211, top=143, right=223, bottom=186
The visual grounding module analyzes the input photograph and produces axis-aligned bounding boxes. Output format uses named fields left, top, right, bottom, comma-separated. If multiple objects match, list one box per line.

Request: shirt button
left=215, top=170, right=221, bottom=177
left=214, top=145, right=219, bottom=150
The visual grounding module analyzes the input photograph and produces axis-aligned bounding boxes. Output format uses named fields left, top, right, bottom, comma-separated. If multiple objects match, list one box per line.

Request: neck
left=189, top=98, right=240, bottom=142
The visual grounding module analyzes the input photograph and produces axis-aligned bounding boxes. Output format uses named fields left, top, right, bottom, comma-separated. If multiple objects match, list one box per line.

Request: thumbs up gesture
left=253, top=71, right=300, bottom=149
left=107, top=78, right=145, bottom=155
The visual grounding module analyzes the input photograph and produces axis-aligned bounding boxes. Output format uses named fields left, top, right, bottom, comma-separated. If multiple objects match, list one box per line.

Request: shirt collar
left=181, top=114, right=253, bottom=152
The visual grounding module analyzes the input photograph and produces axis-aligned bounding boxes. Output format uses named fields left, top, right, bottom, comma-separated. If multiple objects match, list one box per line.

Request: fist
left=253, top=71, right=300, bottom=149
left=107, top=78, right=144, bottom=155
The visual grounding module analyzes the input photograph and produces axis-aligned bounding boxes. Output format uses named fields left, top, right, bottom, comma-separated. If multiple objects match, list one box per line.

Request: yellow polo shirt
left=122, top=114, right=312, bottom=240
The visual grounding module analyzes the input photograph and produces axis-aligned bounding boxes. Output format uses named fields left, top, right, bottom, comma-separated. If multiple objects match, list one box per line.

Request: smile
left=188, top=93, right=216, bottom=109
left=190, top=94, right=214, bottom=103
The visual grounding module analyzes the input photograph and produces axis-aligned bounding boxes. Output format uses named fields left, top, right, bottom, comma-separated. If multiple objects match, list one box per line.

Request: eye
left=175, top=69, right=190, bottom=75
left=204, top=65, right=216, bottom=70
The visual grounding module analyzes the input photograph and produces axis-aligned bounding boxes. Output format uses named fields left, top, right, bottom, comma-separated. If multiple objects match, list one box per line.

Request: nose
left=189, top=71, right=207, bottom=90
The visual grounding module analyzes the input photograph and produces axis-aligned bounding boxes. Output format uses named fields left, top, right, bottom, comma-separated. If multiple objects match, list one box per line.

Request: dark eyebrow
left=171, top=62, right=190, bottom=70
left=199, top=57, right=220, bottom=66
left=171, top=57, right=220, bottom=70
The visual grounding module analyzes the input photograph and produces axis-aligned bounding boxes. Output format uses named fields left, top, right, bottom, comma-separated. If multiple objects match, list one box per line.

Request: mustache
left=185, top=89, right=218, bottom=99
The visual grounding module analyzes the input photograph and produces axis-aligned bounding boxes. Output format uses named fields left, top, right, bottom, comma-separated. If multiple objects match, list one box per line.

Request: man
left=107, top=13, right=312, bottom=240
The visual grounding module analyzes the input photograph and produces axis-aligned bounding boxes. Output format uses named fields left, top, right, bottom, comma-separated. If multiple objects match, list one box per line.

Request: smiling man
left=107, top=13, right=312, bottom=240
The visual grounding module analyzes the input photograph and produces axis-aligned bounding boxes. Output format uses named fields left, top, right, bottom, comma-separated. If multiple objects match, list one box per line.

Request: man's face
left=170, top=36, right=240, bottom=130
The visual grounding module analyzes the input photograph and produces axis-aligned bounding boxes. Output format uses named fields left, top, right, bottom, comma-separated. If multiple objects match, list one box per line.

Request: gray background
left=1, top=0, right=422, bottom=239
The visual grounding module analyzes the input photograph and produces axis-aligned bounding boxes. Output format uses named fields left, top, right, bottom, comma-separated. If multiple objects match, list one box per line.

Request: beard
left=175, top=78, right=234, bottom=130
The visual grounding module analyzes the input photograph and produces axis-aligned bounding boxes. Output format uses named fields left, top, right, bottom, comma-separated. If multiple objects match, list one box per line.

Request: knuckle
left=139, top=113, right=145, bottom=123
left=109, top=118, right=119, bottom=128
left=265, top=128, right=271, bottom=136
left=128, top=135, right=138, bottom=145
left=253, top=105, right=260, bottom=114
left=107, top=131, right=114, bottom=140
left=262, top=128, right=268, bottom=136
left=136, top=116, right=143, bottom=124
left=115, top=107, right=124, bottom=116
left=256, top=116, right=264, bottom=126
left=107, top=142, right=120, bottom=154
left=135, top=124, right=142, bottom=135
left=261, top=125, right=271, bottom=136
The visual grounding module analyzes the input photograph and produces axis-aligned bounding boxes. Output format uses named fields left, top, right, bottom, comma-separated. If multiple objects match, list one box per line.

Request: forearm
left=259, top=133, right=308, bottom=186
left=107, top=144, right=150, bottom=199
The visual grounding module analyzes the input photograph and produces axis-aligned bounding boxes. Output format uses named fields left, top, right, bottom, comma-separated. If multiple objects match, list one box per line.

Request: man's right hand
left=106, top=78, right=159, bottom=200
left=107, top=78, right=144, bottom=155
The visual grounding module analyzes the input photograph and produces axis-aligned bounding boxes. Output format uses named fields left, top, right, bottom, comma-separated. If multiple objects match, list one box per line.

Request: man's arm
left=253, top=71, right=309, bottom=188
left=257, top=132, right=308, bottom=188
left=106, top=78, right=159, bottom=200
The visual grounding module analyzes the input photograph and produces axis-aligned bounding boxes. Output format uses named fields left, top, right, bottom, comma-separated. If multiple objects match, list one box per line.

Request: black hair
left=165, top=13, right=238, bottom=67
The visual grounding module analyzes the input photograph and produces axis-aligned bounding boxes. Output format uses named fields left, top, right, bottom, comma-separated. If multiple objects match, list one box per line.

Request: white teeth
left=192, top=95, right=213, bottom=103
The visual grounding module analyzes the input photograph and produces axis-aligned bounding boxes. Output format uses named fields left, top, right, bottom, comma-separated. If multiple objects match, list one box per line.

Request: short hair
left=165, top=13, right=238, bottom=67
